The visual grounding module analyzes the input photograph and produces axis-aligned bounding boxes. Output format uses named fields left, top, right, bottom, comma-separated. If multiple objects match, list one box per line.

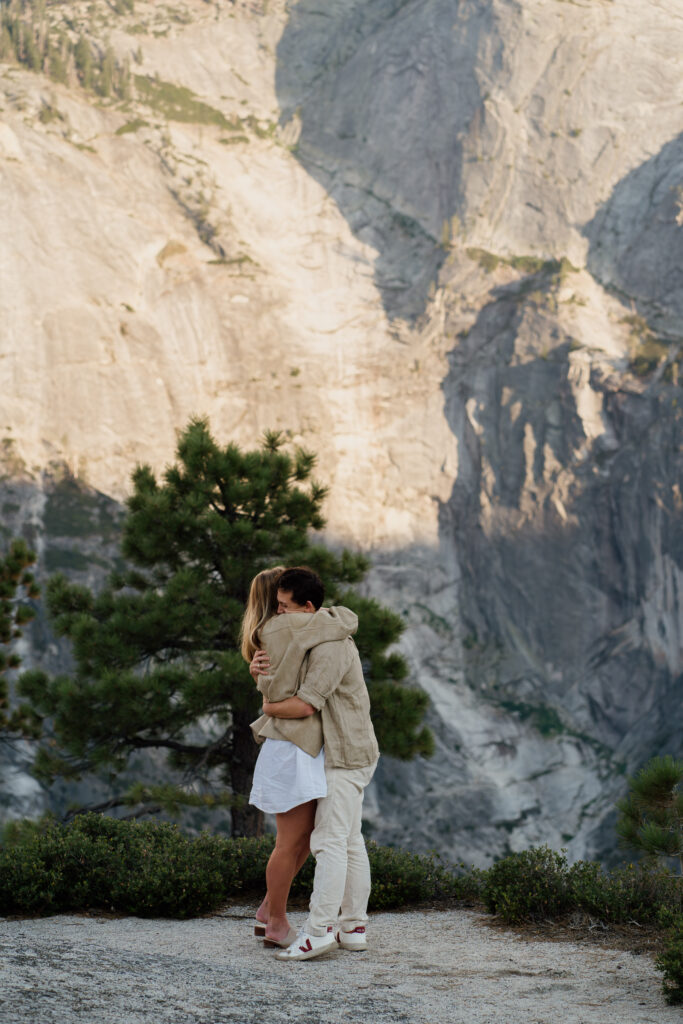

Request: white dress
left=249, top=738, right=327, bottom=814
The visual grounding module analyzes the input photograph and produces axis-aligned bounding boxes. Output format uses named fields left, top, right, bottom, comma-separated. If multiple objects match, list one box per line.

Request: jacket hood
left=261, top=606, right=358, bottom=648
left=257, top=607, right=358, bottom=707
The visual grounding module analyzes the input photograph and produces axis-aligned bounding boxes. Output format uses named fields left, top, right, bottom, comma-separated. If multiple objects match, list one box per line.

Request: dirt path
left=0, top=906, right=676, bottom=1024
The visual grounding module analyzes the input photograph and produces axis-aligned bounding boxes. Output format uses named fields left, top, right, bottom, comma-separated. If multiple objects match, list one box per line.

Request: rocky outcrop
left=0, top=0, right=681, bottom=866
left=276, top=0, right=683, bottom=317
left=2, top=907, right=677, bottom=1024
left=586, top=130, right=683, bottom=331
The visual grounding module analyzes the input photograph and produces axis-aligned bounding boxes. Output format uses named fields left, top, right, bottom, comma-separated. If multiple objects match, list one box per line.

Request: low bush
left=226, top=836, right=481, bottom=911
left=2, top=815, right=679, bottom=951
left=365, top=843, right=482, bottom=911
left=0, top=815, right=475, bottom=918
left=569, top=859, right=681, bottom=924
left=483, top=846, right=571, bottom=923
left=657, top=912, right=683, bottom=1005
left=0, top=815, right=236, bottom=918
left=227, top=833, right=276, bottom=894
left=482, top=845, right=682, bottom=926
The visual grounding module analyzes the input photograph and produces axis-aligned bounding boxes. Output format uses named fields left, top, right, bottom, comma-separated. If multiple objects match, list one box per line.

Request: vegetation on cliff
left=0, top=538, right=41, bottom=738
left=0, top=0, right=132, bottom=99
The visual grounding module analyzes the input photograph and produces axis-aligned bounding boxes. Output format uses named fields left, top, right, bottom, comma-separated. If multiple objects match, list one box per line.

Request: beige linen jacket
left=249, top=607, right=357, bottom=757
left=296, top=636, right=379, bottom=769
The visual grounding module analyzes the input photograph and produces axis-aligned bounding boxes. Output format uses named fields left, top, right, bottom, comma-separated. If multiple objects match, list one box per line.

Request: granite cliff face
left=1, top=0, right=681, bottom=865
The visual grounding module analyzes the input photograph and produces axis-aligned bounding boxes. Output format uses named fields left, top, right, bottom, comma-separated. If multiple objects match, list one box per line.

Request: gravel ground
left=0, top=906, right=677, bottom=1024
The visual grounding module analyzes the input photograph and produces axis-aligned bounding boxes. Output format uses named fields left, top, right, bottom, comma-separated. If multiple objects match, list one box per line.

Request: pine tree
left=117, top=55, right=131, bottom=101
left=21, top=22, right=42, bottom=72
left=616, top=755, right=683, bottom=872
left=47, top=42, right=67, bottom=85
left=10, top=16, right=22, bottom=62
left=0, top=538, right=41, bottom=738
left=0, top=25, right=15, bottom=62
left=18, top=420, right=433, bottom=834
left=74, top=34, right=93, bottom=90
left=98, top=44, right=116, bottom=98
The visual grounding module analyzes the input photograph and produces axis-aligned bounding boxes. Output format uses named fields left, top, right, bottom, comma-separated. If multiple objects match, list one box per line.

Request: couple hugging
left=240, top=565, right=379, bottom=962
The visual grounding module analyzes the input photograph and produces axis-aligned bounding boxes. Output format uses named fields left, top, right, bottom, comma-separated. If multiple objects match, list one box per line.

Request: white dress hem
left=249, top=737, right=327, bottom=814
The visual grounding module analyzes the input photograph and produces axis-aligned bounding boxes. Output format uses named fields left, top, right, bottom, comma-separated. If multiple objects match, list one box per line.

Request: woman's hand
left=250, top=650, right=271, bottom=680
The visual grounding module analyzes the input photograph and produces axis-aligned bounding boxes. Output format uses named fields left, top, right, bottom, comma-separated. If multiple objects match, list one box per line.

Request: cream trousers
left=305, top=759, right=378, bottom=936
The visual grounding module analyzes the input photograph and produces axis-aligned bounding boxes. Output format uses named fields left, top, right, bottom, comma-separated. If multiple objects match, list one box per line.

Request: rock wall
left=0, top=0, right=681, bottom=865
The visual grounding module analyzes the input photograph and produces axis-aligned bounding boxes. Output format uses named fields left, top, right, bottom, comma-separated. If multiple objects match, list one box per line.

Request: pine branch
left=184, top=726, right=232, bottom=775
left=118, top=804, right=163, bottom=821
left=122, top=735, right=207, bottom=756
left=64, top=796, right=133, bottom=821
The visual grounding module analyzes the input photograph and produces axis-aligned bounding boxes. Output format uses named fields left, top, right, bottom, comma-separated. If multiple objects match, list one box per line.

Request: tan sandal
left=263, top=926, right=298, bottom=949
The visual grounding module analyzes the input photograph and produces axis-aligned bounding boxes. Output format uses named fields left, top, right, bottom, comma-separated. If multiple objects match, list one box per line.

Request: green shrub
left=228, top=834, right=277, bottom=893
left=569, top=860, right=681, bottom=924
left=483, top=846, right=571, bottom=923
left=657, top=912, right=683, bottom=1005
left=115, top=118, right=149, bottom=136
left=365, top=843, right=480, bottom=910
left=220, top=835, right=476, bottom=910
left=0, top=816, right=479, bottom=918
left=483, top=846, right=681, bottom=926
left=3, top=817, right=676, bottom=937
left=466, top=247, right=500, bottom=273
left=0, top=814, right=236, bottom=918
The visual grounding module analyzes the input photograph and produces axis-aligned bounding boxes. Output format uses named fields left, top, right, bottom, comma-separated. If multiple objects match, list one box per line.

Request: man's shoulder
left=313, top=635, right=359, bottom=672
left=261, top=613, right=310, bottom=636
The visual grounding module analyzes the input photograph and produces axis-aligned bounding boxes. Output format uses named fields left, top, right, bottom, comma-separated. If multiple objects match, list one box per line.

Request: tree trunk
left=230, top=709, right=264, bottom=836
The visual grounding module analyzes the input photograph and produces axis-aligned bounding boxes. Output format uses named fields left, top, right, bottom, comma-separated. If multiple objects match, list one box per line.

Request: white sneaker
left=335, top=925, right=367, bottom=951
left=275, top=927, right=339, bottom=961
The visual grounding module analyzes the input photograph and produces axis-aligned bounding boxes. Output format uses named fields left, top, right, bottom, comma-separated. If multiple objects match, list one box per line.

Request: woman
left=240, top=567, right=328, bottom=948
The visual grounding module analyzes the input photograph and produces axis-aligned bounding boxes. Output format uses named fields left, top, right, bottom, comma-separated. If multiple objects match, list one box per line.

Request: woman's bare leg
left=255, top=894, right=269, bottom=925
left=255, top=840, right=310, bottom=924
left=264, top=800, right=316, bottom=943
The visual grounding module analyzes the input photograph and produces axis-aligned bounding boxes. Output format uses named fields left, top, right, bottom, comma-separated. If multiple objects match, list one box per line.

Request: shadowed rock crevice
left=585, top=130, right=683, bottom=334
left=437, top=276, right=683, bottom=862
left=275, top=0, right=495, bottom=319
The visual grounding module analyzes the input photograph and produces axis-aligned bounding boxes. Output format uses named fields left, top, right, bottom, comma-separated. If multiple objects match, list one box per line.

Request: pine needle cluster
left=616, top=755, right=683, bottom=872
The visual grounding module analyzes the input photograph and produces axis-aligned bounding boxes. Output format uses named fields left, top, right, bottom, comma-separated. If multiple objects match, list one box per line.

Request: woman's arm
left=262, top=696, right=316, bottom=719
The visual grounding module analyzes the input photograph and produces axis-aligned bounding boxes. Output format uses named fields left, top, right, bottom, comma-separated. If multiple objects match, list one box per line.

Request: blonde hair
left=240, top=565, right=284, bottom=662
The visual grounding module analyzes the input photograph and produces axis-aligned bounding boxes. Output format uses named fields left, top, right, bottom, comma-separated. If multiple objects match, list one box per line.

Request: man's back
left=297, top=635, right=379, bottom=769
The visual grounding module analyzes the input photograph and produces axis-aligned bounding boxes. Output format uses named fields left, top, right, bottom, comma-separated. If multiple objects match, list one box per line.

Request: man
left=252, top=566, right=379, bottom=961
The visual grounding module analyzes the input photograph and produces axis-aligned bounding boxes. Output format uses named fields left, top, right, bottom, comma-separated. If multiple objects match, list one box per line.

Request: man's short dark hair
left=277, top=567, right=324, bottom=610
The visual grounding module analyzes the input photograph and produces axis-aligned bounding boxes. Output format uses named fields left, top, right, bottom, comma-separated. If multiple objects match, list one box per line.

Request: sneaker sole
left=335, top=931, right=367, bottom=952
